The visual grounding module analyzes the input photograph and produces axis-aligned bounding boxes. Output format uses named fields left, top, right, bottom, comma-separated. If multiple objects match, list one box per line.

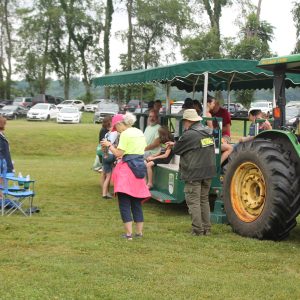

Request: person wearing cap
left=168, top=109, right=216, bottom=236
left=101, top=112, right=151, bottom=240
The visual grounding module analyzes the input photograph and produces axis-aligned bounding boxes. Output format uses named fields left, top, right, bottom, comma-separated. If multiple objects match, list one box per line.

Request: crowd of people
left=96, top=96, right=272, bottom=240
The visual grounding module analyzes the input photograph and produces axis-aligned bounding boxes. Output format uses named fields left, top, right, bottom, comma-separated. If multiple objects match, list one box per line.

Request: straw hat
left=182, top=109, right=202, bottom=122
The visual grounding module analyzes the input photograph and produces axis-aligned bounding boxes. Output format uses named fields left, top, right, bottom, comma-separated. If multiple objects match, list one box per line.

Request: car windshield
left=251, top=102, right=269, bottom=108
left=286, top=106, right=300, bottom=119
left=33, top=104, right=49, bottom=110
left=1, top=105, right=17, bottom=111
left=98, top=103, right=119, bottom=113
left=60, top=107, right=78, bottom=113
left=61, top=100, right=74, bottom=105
left=91, top=100, right=101, bottom=104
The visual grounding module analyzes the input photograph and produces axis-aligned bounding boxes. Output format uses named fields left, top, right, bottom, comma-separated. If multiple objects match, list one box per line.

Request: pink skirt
left=112, top=161, right=151, bottom=199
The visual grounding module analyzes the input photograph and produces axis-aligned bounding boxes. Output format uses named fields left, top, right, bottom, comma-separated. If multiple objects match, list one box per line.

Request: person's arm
left=101, top=139, right=124, bottom=157
left=222, top=111, right=231, bottom=134
left=153, top=148, right=171, bottom=160
left=206, top=112, right=213, bottom=128
left=145, top=137, right=160, bottom=151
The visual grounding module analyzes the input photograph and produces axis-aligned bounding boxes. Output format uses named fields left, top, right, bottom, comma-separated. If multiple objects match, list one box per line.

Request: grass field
left=0, top=116, right=299, bottom=300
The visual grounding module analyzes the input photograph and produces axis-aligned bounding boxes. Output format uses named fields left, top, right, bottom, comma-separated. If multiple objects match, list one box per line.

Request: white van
left=250, top=101, right=273, bottom=116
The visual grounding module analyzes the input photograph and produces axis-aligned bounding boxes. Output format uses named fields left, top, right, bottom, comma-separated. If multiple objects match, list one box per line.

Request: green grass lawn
left=0, top=118, right=299, bottom=299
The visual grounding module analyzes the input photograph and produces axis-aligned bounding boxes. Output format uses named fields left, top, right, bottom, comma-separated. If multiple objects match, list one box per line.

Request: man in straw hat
left=168, top=109, right=216, bottom=236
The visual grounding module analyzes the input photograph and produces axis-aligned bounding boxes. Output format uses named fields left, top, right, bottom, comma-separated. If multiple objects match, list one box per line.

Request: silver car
left=94, top=103, right=120, bottom=123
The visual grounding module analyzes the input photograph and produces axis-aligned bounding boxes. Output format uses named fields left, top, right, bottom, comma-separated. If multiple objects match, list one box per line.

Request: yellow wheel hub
left=230, top=162, right=266, bottom=222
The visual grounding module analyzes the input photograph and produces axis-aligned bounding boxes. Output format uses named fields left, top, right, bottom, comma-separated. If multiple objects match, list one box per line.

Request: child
left=239, top=109, right=272, bottom=143
left=146, top=126, right=174, bottom=189
left=101, top=119, right=119, bottom=199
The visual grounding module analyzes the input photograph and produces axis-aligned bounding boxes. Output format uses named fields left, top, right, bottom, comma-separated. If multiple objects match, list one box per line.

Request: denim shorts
left=102, top=154, right=115, bottom=173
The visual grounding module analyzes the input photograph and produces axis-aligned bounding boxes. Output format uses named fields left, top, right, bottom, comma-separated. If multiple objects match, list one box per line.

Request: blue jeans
left=117, top=192, right=144, bottom=223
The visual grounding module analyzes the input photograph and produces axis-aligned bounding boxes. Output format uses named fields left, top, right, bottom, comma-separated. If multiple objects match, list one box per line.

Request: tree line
left=0, top=0, right=300, bottom=104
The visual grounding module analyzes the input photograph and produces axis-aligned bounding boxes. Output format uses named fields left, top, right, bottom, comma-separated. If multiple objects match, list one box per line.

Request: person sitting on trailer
left=145, top=126, right=174, bottom=189
left=211, top=96, right=232, bottom=141
left=174, top=98, right=194, bottom=140
left=144, top=109, right=161, bottom=158
left=207, top=95, right=233, bottom=164
left=153, top=100, right=162, bottom=113
left=193, top=100, right=203, bottom=116
left=239, top=109, right=272, bottom=143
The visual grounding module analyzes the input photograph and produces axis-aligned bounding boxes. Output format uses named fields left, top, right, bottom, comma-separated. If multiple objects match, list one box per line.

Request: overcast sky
left=108, top=0, right=296, bottom=72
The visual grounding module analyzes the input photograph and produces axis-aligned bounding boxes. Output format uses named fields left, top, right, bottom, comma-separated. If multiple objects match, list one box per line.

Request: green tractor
left=223, top=54, right=300, bottom=240
left=94, top=56, right=300, bottom=241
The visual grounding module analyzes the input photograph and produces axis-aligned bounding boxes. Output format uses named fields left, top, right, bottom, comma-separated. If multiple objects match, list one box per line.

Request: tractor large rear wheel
left=223, top=138, right=300, bottom=241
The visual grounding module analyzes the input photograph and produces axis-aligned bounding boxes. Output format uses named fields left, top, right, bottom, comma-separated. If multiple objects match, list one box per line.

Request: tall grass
left=0, top=118, right=299, bottom=299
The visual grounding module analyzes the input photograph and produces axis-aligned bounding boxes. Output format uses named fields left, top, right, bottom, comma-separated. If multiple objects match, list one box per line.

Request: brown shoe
left=191, top=230, right=204, bottom=236
left=204, top=229, right=211, bottom=236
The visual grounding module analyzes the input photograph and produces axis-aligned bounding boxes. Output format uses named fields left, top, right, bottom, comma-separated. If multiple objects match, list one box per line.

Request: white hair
left=123, top=112, right=136, bottom=127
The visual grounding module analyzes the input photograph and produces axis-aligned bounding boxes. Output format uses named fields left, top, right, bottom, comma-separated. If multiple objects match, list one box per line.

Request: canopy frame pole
left=227, top=73, right=235, bottom=108
left=192, top=76, right=200, bottom=100
left=203, top=72, right=209, bottom=116
left=140, top=85, right=144, bottom=109
left=272, top=84, right=276, bottom=108
left=166, top=82, right=171, bottom=114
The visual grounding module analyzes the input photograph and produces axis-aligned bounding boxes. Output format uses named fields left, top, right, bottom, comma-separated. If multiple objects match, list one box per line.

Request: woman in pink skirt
left=101, top=112, right=151, bottom=240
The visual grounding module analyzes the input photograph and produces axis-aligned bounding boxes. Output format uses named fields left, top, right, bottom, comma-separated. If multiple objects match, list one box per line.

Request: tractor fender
left=254, top=130, right=300, bottom=175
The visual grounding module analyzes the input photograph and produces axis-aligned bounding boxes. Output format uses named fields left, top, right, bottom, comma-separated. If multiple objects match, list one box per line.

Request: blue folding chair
left=0, top=159, right=35, bottom=216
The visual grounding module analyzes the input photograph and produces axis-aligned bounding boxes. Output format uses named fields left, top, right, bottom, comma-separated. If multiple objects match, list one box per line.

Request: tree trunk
left=126, top=0, right=134, bottom=101
left=0, top=12, right=4, bottom=99
left=126, top=0, right=133, bottom=71
left=4, top=0, right=12, bottom=99
left=41, top=24, right=50, bottom=94
left=104, top=0, right=114, bottom=99
left=64, top=35, right=72, bottom=100
left=256, top=0, right=262, bottom=21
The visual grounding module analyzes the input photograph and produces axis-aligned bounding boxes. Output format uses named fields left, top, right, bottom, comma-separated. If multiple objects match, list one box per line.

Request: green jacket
left=173, top=122, right=216, bottom=182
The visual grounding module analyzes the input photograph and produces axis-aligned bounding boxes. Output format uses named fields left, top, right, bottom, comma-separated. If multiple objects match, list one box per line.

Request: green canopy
left=93, top=59, right=300, bottom=92
left=258, top=53, right=300, bottom=73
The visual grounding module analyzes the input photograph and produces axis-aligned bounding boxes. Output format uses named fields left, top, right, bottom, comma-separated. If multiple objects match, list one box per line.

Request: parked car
left=123, top=99, right=142, bottom=112
left=223, top=103, right=248, bottom=118
left=0, top=99, right=13, bottom=108
left=94, top=102, right=120, bottom=123
left=84, top=99, right=106, bottom=112
left=286, top=104, right=300, bottom=127
left=32, top=94, right=63, bottom=106
left=13, top=97, right=33, bottom=108
left=250, top=101, right=273, bottom=116
left=171, top=101, right=184, bottom=114
left=57, top=100, right=85, bottom=111
left=27, top=103, right=59, bottom=121
left=0, top=105, right=28, bottom=119
left=57, top=107, right=82, bottom=124
left=134, top=107, right=148, bottom=113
